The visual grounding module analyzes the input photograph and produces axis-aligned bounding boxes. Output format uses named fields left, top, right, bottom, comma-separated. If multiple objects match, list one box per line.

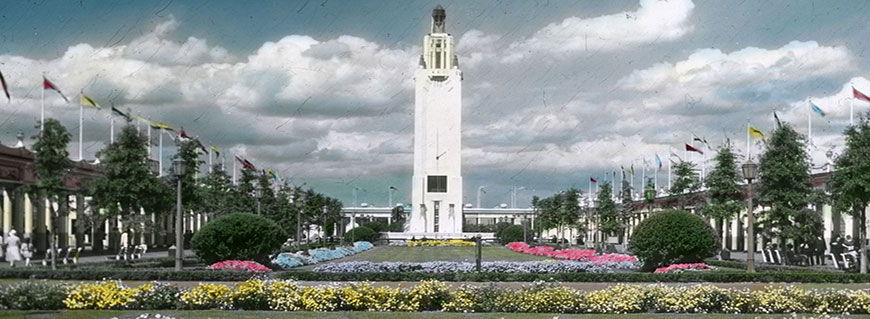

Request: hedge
left=0, top=268, right=865, bottom=283
left=9, top=279, right=870, bottom=313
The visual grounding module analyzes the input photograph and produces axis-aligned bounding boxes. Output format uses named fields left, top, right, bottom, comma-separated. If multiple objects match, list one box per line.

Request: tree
left=830, top=111, right=870, bottom=273
left=668, top=161, right=702, bottom=210
left=32, top=119, right=71, bottom=270
left=560, top=188, right=581, bottom=245
left=390, top=205, right=407, bottom=232
left=227, top=169, right=257, bottom=214
left=88, top=124, right=172, bottom=255
left=702, top=146, right=743, bottom=243
left=757, top=123, right=817, bottom=246
left=197, top=164, right=234, bottom=217
left=596, top=182, right=619, bottom=239
left=617, top=179, right=634, bottom=243
left=173, top=140, right=202, bottom=211
left=643, top=177, right=656, bottom=214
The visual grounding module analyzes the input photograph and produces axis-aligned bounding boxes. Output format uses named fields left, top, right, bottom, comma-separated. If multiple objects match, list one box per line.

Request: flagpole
left=40, top=85, right=45, bottom=132
left=588, top=179, right=592, bottom=206
left=746, top=121, right=751, bottom=161
left=808, top=102, right=812, bottom=150
left=668, top=159, right=672, bottom=191
left=654, top=165, right=658, bottom=193
left=110, top=115, right=115, bottom=144
left=851, top=88, right=855, bottom=126
left=208, top=149, right=213, bottom=173
left=158, top=128, right=163, bottom=177
left=147, top=121, right=152, bottom=157
left=78, top=93, right=83, bottom=161
left=232, top=154, right=237, bottom=185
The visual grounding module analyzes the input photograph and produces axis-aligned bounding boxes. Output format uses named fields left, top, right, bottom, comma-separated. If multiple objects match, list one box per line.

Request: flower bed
left=506, top=242, right=637, bottom=263
left=272, top=241, right=373, bottom=269
left=7, top=279, right=870, bottom=313
left=408, top=239, right=475, bottom=247
left=313, top=260, right=639, bottom=273
left=654, top=263, right=711, bottom=274
left=208, top=260, right=272, bottom=273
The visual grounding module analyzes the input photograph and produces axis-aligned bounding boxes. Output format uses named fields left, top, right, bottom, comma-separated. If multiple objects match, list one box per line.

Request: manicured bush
left=191, top=213, right=287, bottom=264
left=344, top=226, right=378, bottom=242
left=0, top=281, right=68, bottom=310
left=272, top=241, right=374, bottom=269
left=629, top=210, right=719, bottom=271
left=498, top=225, right=525, bottom=244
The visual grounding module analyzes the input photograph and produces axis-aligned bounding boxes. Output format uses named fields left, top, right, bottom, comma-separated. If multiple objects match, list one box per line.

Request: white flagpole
left=808, top=102, right=812, bottom=150
left=668, top=158, right=672, bottom=191
left=208, top=149, right=213, bottom=173
left=110, top=115, right=115, bottom=144
left=232, top=154, right=237, bottom=185
left=851, top=88, right=855, bottom=126
left=221, top=155, right=226, bottom=171
left=147, top=121, right=152, bottom=157
left=158, top=128, right=163, bottom=176
left=78, top=93, right=83, bottom=161
left=654, top=165, right=659, bottom=193
left=746, top=121, right=751, bottom=161
left=588, top=179, right=592, bottom=206
left=641, top=165, right=646, bottom=194
left=40, top=85, right=45, bottom=132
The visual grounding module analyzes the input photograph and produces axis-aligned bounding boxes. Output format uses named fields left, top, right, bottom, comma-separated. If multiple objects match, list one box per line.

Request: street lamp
left=321, top=205, right=328, bottom=244
left=477, top=186, right=486, bottom=208
left=741, top=159, right=758, bottom=273
left=172, top=156, right=185, bottom=271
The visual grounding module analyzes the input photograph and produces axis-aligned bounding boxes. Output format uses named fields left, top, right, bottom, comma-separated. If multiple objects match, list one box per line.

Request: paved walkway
left=0, top=250, right=196, bottom=268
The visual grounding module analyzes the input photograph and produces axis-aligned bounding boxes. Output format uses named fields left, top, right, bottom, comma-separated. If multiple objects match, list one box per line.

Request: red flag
left=0, top=69, right=9, bottom=101
left=854, top=87, right=870, bottom=103
left=590, top=177, right=597, bottom=183
left=685, top=143, right=704, bottom=154
left=179, top=130, right=191, bottom=139
left=244, top=159, right=257, bottom=171
left=42, top=76, right=69, bottom=103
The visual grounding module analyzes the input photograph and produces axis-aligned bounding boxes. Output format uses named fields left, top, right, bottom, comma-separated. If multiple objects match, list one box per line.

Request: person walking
left=20, top=236, right=33, bottom=267
left=5, top=229, right=21, bottom=267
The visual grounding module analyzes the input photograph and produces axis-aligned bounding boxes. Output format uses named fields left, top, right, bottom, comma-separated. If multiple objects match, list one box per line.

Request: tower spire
left=432, top=5, right=446, bottom=33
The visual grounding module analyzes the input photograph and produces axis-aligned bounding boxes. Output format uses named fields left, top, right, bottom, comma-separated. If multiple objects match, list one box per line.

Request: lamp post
left=321, top=205, right=328, bottom=244
left=172, top=156, right=185, bottom=271
left=477, top=186, right=485, bottom=208
left=741, top=159, right=758, bottom=273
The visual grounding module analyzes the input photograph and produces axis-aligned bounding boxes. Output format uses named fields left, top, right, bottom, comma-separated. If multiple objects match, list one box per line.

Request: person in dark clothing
left=814, top=236, right=827, bottom=265
left=785, top=243, right=807, bottom=266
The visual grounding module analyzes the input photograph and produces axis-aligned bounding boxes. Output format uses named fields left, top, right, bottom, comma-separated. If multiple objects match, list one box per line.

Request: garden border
left=1, top=268, right=867, bottom=283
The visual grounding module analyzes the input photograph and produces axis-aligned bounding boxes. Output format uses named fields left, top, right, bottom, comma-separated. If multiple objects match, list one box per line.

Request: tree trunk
left=49, top=198, right=57, bottom=271
left=860, top=205, right=867, bottom=274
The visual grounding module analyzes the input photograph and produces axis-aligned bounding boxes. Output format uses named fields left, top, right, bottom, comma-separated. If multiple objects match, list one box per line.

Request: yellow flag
left=81, top=94, right=100, bottom=108
left=748, top=126, right=765, bottom=140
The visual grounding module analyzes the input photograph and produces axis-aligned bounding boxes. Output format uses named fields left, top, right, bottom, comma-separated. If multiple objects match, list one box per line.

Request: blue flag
left=655, top=153, right=662, bottom=169
left=811, top=102, right=826, bottom=117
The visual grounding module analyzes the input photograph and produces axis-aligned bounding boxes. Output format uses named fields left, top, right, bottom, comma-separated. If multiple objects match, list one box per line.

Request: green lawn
left=324, top=245, right=549, bottom=263
left=0, top=311, right=860, bottom=319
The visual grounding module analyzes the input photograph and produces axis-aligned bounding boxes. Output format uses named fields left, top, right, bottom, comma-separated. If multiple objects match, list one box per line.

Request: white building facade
left=409, top=6, right=464, bottom=233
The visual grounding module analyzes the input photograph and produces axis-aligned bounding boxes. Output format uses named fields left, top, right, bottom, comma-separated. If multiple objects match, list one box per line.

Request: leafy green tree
left=668, top=161, right=702, bottom=210
left=32, top=119, right=71, bottom=270
left=390, top=205, right=407, bottom=232
left=596, top=182, right=619, bottom=238
left=618, top=179, right=634, bottom=243
left=703, top=146, right=743, bottom=242
left=830, top=111, right=870, bottom=273
left=757, top=123, right=817, bottom=246
left=228, top=169, right=257, bottom=214
left=256, top=170, right=275, bottom=215
left=88, top=124, right=172, bottom=255
left=197, top=164, right=234, bottom=217
left=560, top=188, right=582, bottom=245
left=643, top=177, right=656, bottom=214
left=173, top=140, right=202, bottom=210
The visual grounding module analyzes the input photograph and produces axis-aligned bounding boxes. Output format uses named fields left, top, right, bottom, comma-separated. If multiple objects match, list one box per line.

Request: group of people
left=830, top=234, right=860, bottom=268
left=1, top=229, right=34, bottom=267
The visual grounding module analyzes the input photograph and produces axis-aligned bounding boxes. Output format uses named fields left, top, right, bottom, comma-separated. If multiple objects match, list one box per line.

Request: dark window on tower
left=427, top=175, right=447, bottom=192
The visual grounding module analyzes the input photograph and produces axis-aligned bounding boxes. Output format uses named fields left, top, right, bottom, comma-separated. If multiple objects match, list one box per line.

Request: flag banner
left=590, top=177, right=597, bottom=183
left=111, top=106, right=131, bottom=121
left=749, top=126, right=765, bottom=140
left=685, top=143, right=704, bottom=154
left=196, top=140, right=207, bottom=154
left=773, top=112, right=782, bottom=127
left=628, top=165, right=634, bottom=175
left=43, top=76, right=69, bottom=103
left=235, top=156, right=256, bottom=171
left=655, top=153, right=662, bottom=168
left=81, top=94, right=100, bottom=108
left=211, top=145, right=220, bottom=157
left=854, top=87, right=870, bottom=102
left=810, top=102, right=825, bottom=117
left=0, top=69, right=9, bottom=101
left=669, top=150, right=682, bottom=161
left=179, top=130, right=191, bottom=139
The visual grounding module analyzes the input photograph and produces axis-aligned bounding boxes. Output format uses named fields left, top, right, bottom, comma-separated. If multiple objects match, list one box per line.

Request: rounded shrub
left=345, top=226, right=378, bottom=242
left=191, top=213, right=287, bottom=264
left=628, top=210, right=719, bottom=271
left=498, top=225, right=525, bottom=244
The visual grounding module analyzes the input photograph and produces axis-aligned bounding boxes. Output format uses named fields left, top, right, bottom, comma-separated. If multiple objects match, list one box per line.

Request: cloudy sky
left=1, top=0, right=869, bottom=208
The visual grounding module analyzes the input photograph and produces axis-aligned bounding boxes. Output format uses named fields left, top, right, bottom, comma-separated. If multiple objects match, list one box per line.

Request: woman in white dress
left=5, top=229, right=21, bottom=267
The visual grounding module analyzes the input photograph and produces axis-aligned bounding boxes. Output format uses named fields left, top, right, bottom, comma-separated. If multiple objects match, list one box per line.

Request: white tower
left=410, top=5, right=463, bottom=234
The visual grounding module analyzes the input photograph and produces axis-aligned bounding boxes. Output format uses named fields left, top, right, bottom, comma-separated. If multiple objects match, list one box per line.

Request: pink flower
left=506, top=242, right=638, bottom=263
left=208, top=260, right=272, bottom=273
left=653, top=263, right=710, bottom=273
